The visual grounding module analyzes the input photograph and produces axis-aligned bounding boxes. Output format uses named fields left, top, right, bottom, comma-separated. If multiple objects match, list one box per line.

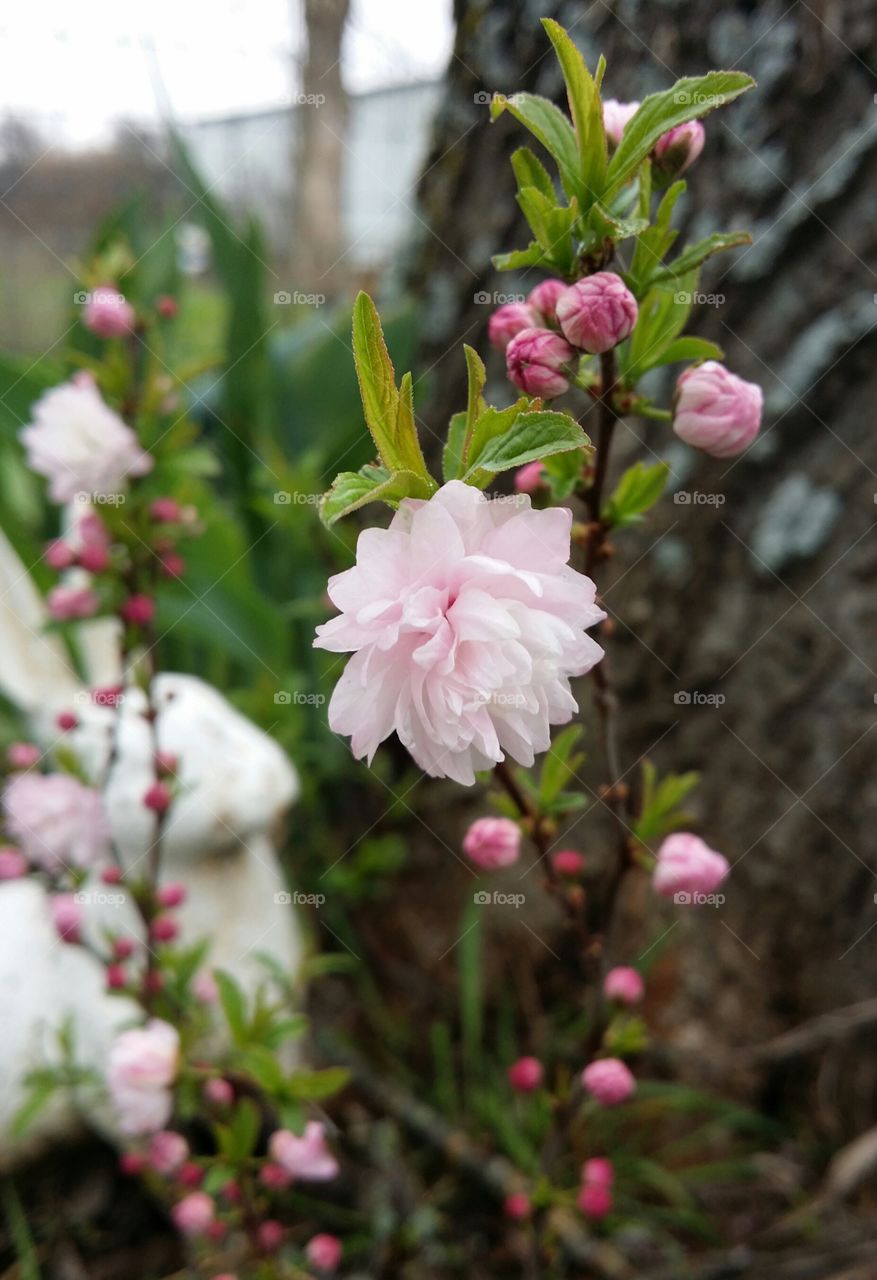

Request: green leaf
left=238, top=1045, right=287, bottom=1092
left=319, top=463, right=433, bottom=527
left=443, top=412, right=468, bottom=483
left=542, top=19, right=607, bottom=206
left=288, top=1067, right=351, bottom=1101
left=510, top=146, right=557, bottom=201
left=464, top=411, right=591, bottom=485
left=540, top=725, right=586, bottom=806
left=351, top=292, right=432, bottom=482
left=492, top=242, right=547, bottom=272
left=620, top=274, right=697, bottom=379
left=463, top=345, right=487, bottom=447
left=653, top=336, right=724, bottom=367
left=603, top=461, right=669, bottom=528
left=605, top=72, right=755, bottom=197
left=491, top=92, right=581, bottom=202
left=635, top=760, right=700, bottom=843
left=541, top=448, right=584, bottom=501
left=628, top=181, right=685, bottom=292
left=214, top=969, right=248, bottom=1044
left=646, top=231, right=752, bottom=284
left=228, top=1098, right=261, bottom=1160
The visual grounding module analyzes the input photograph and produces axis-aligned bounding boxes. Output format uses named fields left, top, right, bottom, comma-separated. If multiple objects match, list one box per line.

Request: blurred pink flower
left=107, top=1018, right=179, bottom=1136
left=20, top=375, right=152, bottom=504
left=306, top=1234, right=343, bottom=1272
left=603, top=966, right=644, bottom=1005
left=315, top=482, right=605, bottom=786
left=464, top=817, right=521, bottom=869
left=6, top=743, right=41, bottom=771
left=653, top=832, right=730, bottom=900
left=171, top=1191, right=214, bottom=1237
left=506, top=326, right=575, bottom=398
left=513, top=460, right=546, bottom=495
left=507, top=1056, right=544, bottom=1092
left=578, top=1181, right=613, bottom=1219
left=602, top=98, right=640, bottom=145
left=582, top=1156, right=614, bottom=1187
left=4, top=773, right=110, bottom=871
left=673, top=361, right=763, bottom=458
left=50, top=893, right=83, bottom=943
left=148, top=1129, right=189, bottom=1175
left=269, top=1121, right=339, bottom=1181
left=83, top=285, right=136, bottom=339
left=47, top=584, right=101, bottom=621
left=581, top=1058, right=635, bottom=1106
left=0, top=846, right=27, bottom=879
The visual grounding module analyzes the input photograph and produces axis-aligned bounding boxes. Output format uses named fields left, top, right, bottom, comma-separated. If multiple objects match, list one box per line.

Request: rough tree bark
left=406, top=0, right=877, bottom=1139
left=290, top=0, right=350, bottom=294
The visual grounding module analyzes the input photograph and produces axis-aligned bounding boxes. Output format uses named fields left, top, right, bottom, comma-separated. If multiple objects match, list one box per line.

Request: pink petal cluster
left=171, top=1191, right=214, bottom=1236
left=655, top=120, right=705, bottom=176
left=581, top=1057, right=635, bottom=1107
left=552, top=848, right=585, bottom=876
left=3, top=773, right=110, bottom=871
left=463, top=816, right=521, bottom=869
left=557, top=272, right=638, bottom=354
left=314, top=482, right=605, bottom=785
left=83, top=285, right=136, bottom=339
left=148, top=1129, right=189, bottom=1174
left=306, top=1234, right=343, bottom=1272
left=488, top=302, right=538, bottom=351
left=673, top=361, right=763, bottom=458
left=653, top=832, right=730, bottom=901
left=603, top=966, right=644, bottom=1005
left=507, top=1055, right=544, bottom=1092
left=20, top=375, right=152, bottom=504
left=527, top=278, right=567, bottom=326
left=602, top=98, right=640, bottom=145
left=506, top=327, right=576, bottom=398
left=107, top=1019, right=180, bottom=1136
left=268, top=1121, right=339, bottom=1181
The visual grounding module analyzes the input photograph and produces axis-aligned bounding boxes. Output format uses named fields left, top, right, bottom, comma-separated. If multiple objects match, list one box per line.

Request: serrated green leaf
left=492, top=242, right=548, bottom=272
left=604, top=461, right=669, bottom=528
left=287, top=1067, right=351, bottom=1101
left=605, top=72, right=755, bottom=197
left=647, top=231, right=752, bottom=284
left=510, top=146, right=556, bottom=201
left=443, top=412, right=468, bottom=483
left=214, top=969, right=248, bottom=1044
left=653, top=336, right=724, bottom=366
left=463, top=345, right=487, bottom=443
left=540, top=725, right=586, bottom=806
left=464, top=411, right=591, bottom=485
left=319, top=464, right=433, bottom=527
left=542, top=19, right=607, bottom=206
left=628, top=181, right=685, bottom=291
left=620, top=274, right=698, bottom=379
left=228, top=1097, right=261, bottom=1160
left=491, top=92, right=581, bottom=202
left=634, top=762, right=700, bottom=843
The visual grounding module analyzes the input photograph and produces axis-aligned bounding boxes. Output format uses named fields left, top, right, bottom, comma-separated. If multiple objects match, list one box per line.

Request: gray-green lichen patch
left=750, top=474, right=842, bottom=575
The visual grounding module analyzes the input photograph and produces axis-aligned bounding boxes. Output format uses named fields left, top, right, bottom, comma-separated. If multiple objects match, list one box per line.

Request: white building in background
left=179, top=80, right=442, bottom=269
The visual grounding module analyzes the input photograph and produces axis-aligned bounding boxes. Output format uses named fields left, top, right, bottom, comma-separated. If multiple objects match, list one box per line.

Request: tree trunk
left=291, top=0, right=350, bottom=295
left=407, top=0, right=877, bottom=1138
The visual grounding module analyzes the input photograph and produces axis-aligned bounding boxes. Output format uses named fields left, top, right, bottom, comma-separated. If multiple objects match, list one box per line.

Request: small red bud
left=56, top=711, right=78, bottom=732
left=143, top=780, right=172, bottom=813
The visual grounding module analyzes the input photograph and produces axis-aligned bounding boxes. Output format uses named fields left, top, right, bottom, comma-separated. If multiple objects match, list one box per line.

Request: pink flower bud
left=506, top=327, right=575, bottom=398
left=150, top=497, right=182, bottom=522
left=48, top=585, right=100, bottom=621
left=102, top=866, right=123, bottom=885
left=7, top=742, right=41, bottom=770
left=654, top=120, right=705, bottom=177
left=488, top=302, right=539, bottom=351
left=207, top=1220, right=227, bottom=1241
left=120, top=594, right=156, bottom=626
left=0, top=847, right=27, bottom=879
left=582, top=1157, right=614, bottom=1188
left=51, top=893, right=83, bottom=943
left=256, top=1220, right=285, bottom=1253
left=148, top=1129, right=189, bottom=1175
left=514, top=460, right=546, bottom=495
left=507, top=1056, right=544, bottom=1093
left=653, top=832, right=730, bottom=901
left=143, top=780, right=172, bottom=813
left=306, top=1234, right=343, bottom=1272
left=155, top=751, right=179, bottom=776
left=259, top=1161, right=293, bottom=1190
left=581, top=1058, right=635, bottom=1107
left=220, top=1180, right=241, bottom=1203
left=56, top=711, right=78, bottom=732
left=557, top=273, right=638, bottom=354
left=204, top=1077, right=234, bottom=1107
left=602, top=99, right=640, bottom=146
left=112, top=935, right=136, bottom=959
left=504, top=1192, right=532, bottom=1221
left=673, top=361, right=763, bottom=458
left=171, top=1191, right=214, bottom=1237
left=83, top=285, right=136, bottom=339
left=107, top=964, right=128, bottom=989
left=78, top=543, right=110, bottom=574
left=45, top=539, right=75, bottom=569
left=160, top=552, right=186, bottom=579
left=150, top=915, right=179, bottom=943
left=463, top=817, right=521, bottom=870
left=179, top=1162, right=205, bottom=1187
left=269, top=1122, right=339, bottom=1181
left=192, top=969, right=219, bottom=1003
left=120, top=1152, right=146, bottom=1176
left=603, top=966, right=644, bottom=1005
left=527, top=278, right=567, bottom=326
left=157, top=881, right=186, bottom=908
left=578, top=1181, right=613, bottom=1219
left=211, top=1274, right=238, bottom=1280
left=156, top=295, right=178, bottom=319
left=77, top=512, right=109, bottom=546
left=552, top=849, right=585, bottom=877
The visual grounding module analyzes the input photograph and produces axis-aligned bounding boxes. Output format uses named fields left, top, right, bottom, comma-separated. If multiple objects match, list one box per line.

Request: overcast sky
left=0, top=0, right=455, bottom=146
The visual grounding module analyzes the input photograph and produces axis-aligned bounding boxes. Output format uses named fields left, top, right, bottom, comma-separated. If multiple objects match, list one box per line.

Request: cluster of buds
left=602, top=99, right=705, bottom=180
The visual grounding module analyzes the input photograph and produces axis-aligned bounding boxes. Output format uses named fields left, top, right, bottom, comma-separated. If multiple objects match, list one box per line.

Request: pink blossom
left=157, top=881, right=186, bottom=908
left=557, top=273, right=638, bottom=354
left=0, top=847, right=27, bottom=879
left=150, top=496, right=182, bottom=522
left=120, top=594, right=156, bottom=626
left=527, top=278, right=567, bottom=326
left=578, top=1181, right=613, bottom=1219
left=514, top=460, right=546, bottom=495
left=463, top=817, right=521, bottom=870
left=259, top=1162, right=293, bottom=1190
left=653, top=832, right=730, bottom=901
left=4, top=773, right=110, bottom=871
left=504, top=1192, right=532, bottom=1220
left=20, top=375, right=152, bottom=504
left=603, top=966, right=644, bottom=1005
left=269, top=1121, right=339, bottom=1181
left=582, top=1157, right=614, bottom=1188
left=148, top=1129, right=189, bottom=1175
left=107, top=963, right=127, bottom=989
left=314, top=482, right=605, bottom=786
left=655, top=120, right=705, bottom=177
left=552, top=849, right=585, bottom=876
left=143, top=780, right=172, bottom=813
left=257, top=1220, right=285, bottom=1253
left=83, top=285, right=136, bottom=339
left=6, top=742, right=41, bottom=771
left=204, top=1077, right=234, bottom=1107
left=50, top=893, right=83, bottom=943
left=78, top=543, right=110, bottom=574
left=673, top=361, right=763, bottom=458
left=488, top=302, right=539, bottom=351
left=45, top=539, right=75, bottom=570
left=107, top=1018, right=179, bottom=1136
left=581, top=1058, right=635, bottom=1106
left=150, top=915, right=179, bottom=943
left=507, top=1056, right=544, bottom=1092
left=306, top=1234, right=343, bottom=1272
left=171, top=1191, right=214, bottom=1237
left=179, top=1162, right=204, bottom=1187
left=602, top=98, right=640, bottom=146
left=47, top=584, right=101, bottom=621
left=192, top=969, right=219, bottom=1003
left=506, top=326, right=575, bottom=398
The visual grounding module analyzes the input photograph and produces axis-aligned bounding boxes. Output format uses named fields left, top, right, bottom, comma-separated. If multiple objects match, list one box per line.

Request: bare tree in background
left=291, top=0, right=350, bottom=295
